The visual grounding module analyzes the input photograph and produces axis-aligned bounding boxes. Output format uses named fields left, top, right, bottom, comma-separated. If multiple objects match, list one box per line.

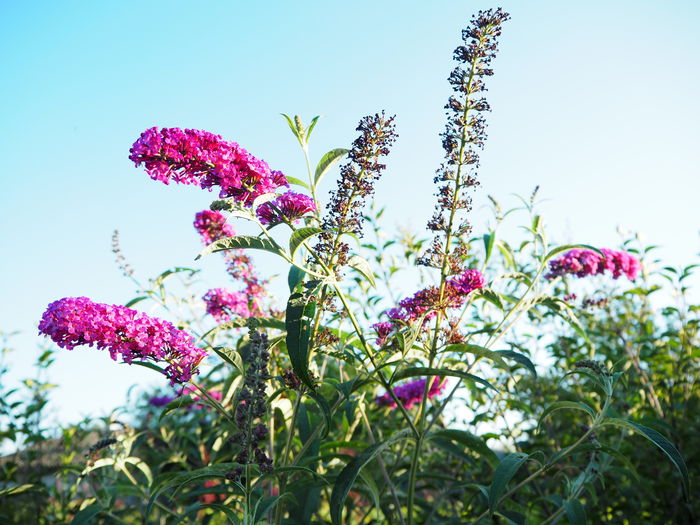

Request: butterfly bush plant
left=31, top=8, right=693, bottom=524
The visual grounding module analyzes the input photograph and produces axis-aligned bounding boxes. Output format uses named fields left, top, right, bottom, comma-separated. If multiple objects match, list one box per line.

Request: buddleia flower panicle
left=38, top=297, right=206, bottom=384
left=256, top=190, right=316, bottom=225
left=315, top=112, right=397, bottom=274
left=376, top=377, right=447, bottom=410
left=229, top=326, right=273, bottom=479
left=419, top=9, right=510, bottom=273
left=129, top=127, right=288, bottom=205
left=371, top=269, right=485, bottom=346
left=194, top=210, right=266, bottom=317
left=546, top=248, right=641, bottom=281
left=202, top=288, right=256, bottom=322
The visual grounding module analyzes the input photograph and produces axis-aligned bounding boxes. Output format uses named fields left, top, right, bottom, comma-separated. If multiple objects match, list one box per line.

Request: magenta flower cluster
left=194, top=210, right=266, bottom=320
left=38, top=297, right=206, bottom=384
left=546, top=248, right=641, bottom=281
left=193, top=209, right=235, bottom=245
left=203, top=288, right=254, bottom=322
left=372, top=269, right=485, bottom=345
left=256, top=191, right=316, bottom=225
left=376, top=377, right=447, bottom=410
left=129, top=127, right=288, bottom=205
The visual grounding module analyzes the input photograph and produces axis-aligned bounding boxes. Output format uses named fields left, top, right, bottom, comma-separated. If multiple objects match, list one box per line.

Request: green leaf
left=427, top=429, right=498, bottom=467
left=158, top=396, right=194, bottom=421
left=537, top=401, right=596, bottom=430
left=307, top=391, right=332, bottom=439
left=472, top=287, right=504, bottom=310
left=600, top=418, right=689, bottom=498
left=281, top=113, right=303, bottom=145
left=147, top=463, right=242, bottom=519
left=201, top=503, right=241, bottom=524
left=289, top=227, right=323, bottom=258
left=537, top=296, right=590, bottom=344
left=129, top=360, right=166, bottom=375
left=288, top=265, right=306, bottom=292
left=70, top=503, right=103, bottom=524
left=286, top=176, right=311, bottom=190
left=124, top=296, right=148, bottom=308
left=445, top=343, right=508, bottom=367
left=495, top=350, right=537, bottom=377
left=0, top=484, right=38, bottom=497
left=392, top=366, right=498, bottom=393
left=483, top=232, right=496, bottom=265
left=347, top=255, right=376, bottom=288
left=196, top=235, right=284, bottom=260
left=306, top=115, right=321, bottom=142
left=330, top=428, right=412, bottom=525
left=543, top=244, right=602, bottom=263
left=285, top=284, right=321, bottom=390
left=488, top=452, right=531, bottom=513
left=211, top=347, right=244, bottom=373
left=314, top=148, right=349, bottom=186
left=564, top=499, right=588, bottom=525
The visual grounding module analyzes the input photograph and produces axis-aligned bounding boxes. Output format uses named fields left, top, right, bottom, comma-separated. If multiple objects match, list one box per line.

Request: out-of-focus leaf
left=537, top=401, right=596, bottom=430
left=600, top=418, right=689, bottom=498
left=564, top=499, right=588, bottom=525
left=70, top=503, right=103, bottom=524
left=488, top=452, right=531, bottom=513
left=330, top=428, right=411, bottom=525
left=428, top=429, right=498, bottom=467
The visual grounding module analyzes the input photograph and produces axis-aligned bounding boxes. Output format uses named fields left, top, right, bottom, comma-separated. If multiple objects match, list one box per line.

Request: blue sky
left=1, top=0, right=699, bottom=425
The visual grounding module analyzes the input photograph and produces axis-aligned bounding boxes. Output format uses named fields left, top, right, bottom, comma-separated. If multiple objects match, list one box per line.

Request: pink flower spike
left=38, top=297, right=206, bottom=384
left=130, top=127, right=288, bottom=204
left=256, top=191, right=316, bottom=225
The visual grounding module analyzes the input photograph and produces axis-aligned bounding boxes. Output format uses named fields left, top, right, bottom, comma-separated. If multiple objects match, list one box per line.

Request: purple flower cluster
left=193, top=209, right=236, bottom=245
left=148, top=395, right=175, bottom=407
left=256, top=191, right=316, bottom=225
left=203, top=288, right=254, bottom=322
left=194, top=210, right=266, bottom=319
left=129, top=127, right=288, bottom=205
left=376, top=377, right=447, bottom=410
left=371, top=269, right=485, bottom=345
left=546, top=248, right=641, bottom=281
left=38, top=297, right=206, bottom=384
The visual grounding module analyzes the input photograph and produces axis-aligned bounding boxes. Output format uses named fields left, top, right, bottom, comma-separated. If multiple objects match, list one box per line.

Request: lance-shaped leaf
left=348, top=255, right=376, bottom=288
left=307, top=391, right=332, bottom=439
left=495, top=350, right=537, bottom=376
left=543, top=244, right=603, bottom=263
left=289, top=227, right=324, bottom=258
left=537, top=401, right=596, bottom=431
left=427, top=429, right=498, bottom=467
left=285, top=283, right=321, bottom=390
left=315, top=148, right=349, bottom=186
left=600, top=418, right=689, bottom=498
left=445, top=343, right=508, bottom=367
left=488, top=452, right=532, bottom=513
left=330, top=428, right=412, bottom=525
left=392, top=366, right=498, bottom=393
left=564, top=499, right=588, bottom=525
left=483, top=232, right=497, bottom=265
left=536, top=296, right=590, bottom=344
left=196, top=235, right=285, bottom=260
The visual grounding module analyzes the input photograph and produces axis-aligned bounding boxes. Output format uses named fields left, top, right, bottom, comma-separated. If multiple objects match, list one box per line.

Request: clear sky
left=1, top=0, right=699, bottom=425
